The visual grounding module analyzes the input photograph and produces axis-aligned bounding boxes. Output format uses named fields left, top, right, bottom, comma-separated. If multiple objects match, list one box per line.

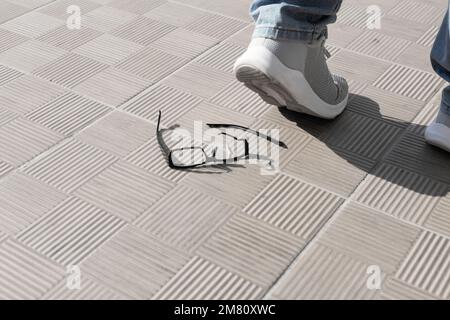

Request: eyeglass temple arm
left=206, top=123, right=288, bottom=149
left=156, top=110, right=173, bottom=160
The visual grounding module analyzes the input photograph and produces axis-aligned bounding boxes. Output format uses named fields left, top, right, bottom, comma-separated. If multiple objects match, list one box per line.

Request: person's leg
left=425, top=3, right=450, bottom=152
left=234, top=0, right=348, bottom=119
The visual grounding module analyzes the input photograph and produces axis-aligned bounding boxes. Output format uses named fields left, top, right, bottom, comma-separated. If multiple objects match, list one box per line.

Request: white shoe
left=425, top=109, right=450, bottom=152
left=234, top=37, right=348, bottom=119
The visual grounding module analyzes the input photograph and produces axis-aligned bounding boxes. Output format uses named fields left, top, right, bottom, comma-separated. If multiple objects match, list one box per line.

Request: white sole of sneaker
left=234, top=46, right=348, bottom=119
left=425, top=123, right=450, bottom=152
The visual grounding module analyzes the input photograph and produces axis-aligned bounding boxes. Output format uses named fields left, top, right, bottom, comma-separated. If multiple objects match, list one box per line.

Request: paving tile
left=111, top=16, right=176, bottom=46
left=267, top=243, right=383, bottom=300
left=384, top=132, right=450, bottom=184
left=42, top=274, right=128, bottom=300
left=416, top=25, right=440, bottom=47
left=352, top=163, right=448, bottom=225
left=73, top=68, right=151, bottom=107
left=26, top=92, right=111, bottom=136
left=154, top=256, right=263, bottom=300
left=33, top=53, right=108, bottom=88
left=82, top=6, right=137, bottom=33
left=73, top=34, right=143, bottom=65
left=327, top=23, right=364, bottom=48
left=82, top=225, right=191, bottom=299
left=396, top=230, right=450, bottom=299
left=135, top=184, right=236, bottom=252
left=0, top=118, right=63, bottom=166
left=0, top=173, right=68, bottom=235
left=196, top=42, right=245, bottom=73
left=76, top=111, right=152, bottom=157
left=0, top=40, right=67, bottom=73
left=17, top=196, right=126, bottom=265
left=380, top=277, right=440, bottom=300
left=108, top=0, right=165, bottom=14
left=318, top=202, right=421, bottom=274
left=244, top=174, right=343, bottom=241
left=144, top=2, right=206, bottom=27
left=375, top=14, right=432, bottom=42
left=407, top=91, right=443, bottom=136
left=0, top=160, right=13, bottom=179
left=122, top=84, right=203, bottom=125
left=395, top=43, right=435, bottom=73
left=0, top=107, right=17, bottom=126
left=388, top=0, right=443, bottom=25
left=0, top=12, right=64, bottom=38
left=323, top=111, right=403, bottom=161
left=24, top=139, right=118, bottom=193
left=0, top=239, right=65, bottom=300
left=75, top=161, right=174, bottom=222
left=0, top=28, right=29, bottom=53
left=162, top=63, right=234, bottom=99
left=12, top=0, right=54, bottom=9
left=373, top=64, right=444, bottom=102
left=224, top=24, right=253, bottom=48
left=197, top=214, right=304, bottom=288
left=209, top=80, right=272, bottom=118
left=115, top=47, right=187, bottom=82
left=38, top=25, right=102, bottom=51
left=425, top=195, right=450, bottom=238
left=0, top=65, right=23, bottom=86
left=150, top=29, right=218, bottom=60
left=0, top=1, right=29, bottom=24
left=284, top=139, right=373, bottom=197
left=39, top=0, right=101, bottom=19
left=185, top=13, right=248, bottom=40
left=336, top=4, right=371, bottom=29
left=0, top=75, right=66, bottom=115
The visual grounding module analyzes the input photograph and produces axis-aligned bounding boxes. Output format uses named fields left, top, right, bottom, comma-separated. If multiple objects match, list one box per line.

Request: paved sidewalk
left=0, top=0, right=449, bottom=300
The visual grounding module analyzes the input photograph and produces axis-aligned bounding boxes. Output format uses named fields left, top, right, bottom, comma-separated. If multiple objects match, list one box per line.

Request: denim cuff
left=252, top=26, right=327, bottom=42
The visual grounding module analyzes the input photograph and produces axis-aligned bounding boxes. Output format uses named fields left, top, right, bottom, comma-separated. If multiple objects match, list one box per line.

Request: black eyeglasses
left=156, top=111, right=286, bottom=169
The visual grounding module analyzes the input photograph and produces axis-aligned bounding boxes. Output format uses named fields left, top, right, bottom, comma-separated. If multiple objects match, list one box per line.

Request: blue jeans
left=251, top=0, right=450, bottom=115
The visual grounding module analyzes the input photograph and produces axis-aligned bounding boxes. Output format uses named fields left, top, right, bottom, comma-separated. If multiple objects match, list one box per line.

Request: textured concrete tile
left=347, top=30, right=412, bottom=61
left=24, top=139, right=118, bottom=193
left=0, top=12, right=63, bottom=38
left=210, top=80, right=272, bottom=118
left=0, top=118, right=63, bottom=166
left=33, top=53, right=108, bottom=88
left=135, top=185, right=236, bottom=252
left=82, top=225, right=191, bottom=299
left=39, top=0, right=101, bottom=18
left=417, top=25, right=440, bottom=47
left=42, top=275, right=128, bottom=300
left=17, top=197, right=126, bottom=265
left=108, top=0, right=165, bottom=14
left=384, top=132, right=450, bottom=184
left=0, top=160, right=13, bottom=179
left=150, top=28, right=218, bottom=60
left=197, top=214, right=304, bottom=288
left=184, top=0, right=253, bottom=21
left=388, top=0, right=443, bottom=25
left=73, top=68, right=151, bottom=107
left=0, top=40, right=67, bottom=73
left=116, top=47, right=187, bottom=82
left=162, top=63, right=234, bottom=99
left=336, top=4, right=372, bottom=29
left=75, top=161, right=174, bottom=222
left=0, top=1, right=29, bottom=24
left=76, top=111, right=152, bottom=157
left=327, top=23, right=365, bottom=48
left=323, top=111, right=403, bottom=161
left=0, top=65, right=23, bottom=86
left=13, top=0, right=56, bottom=9
left=352, top=163, right=448, bottom=225
left=122, top=84, right=203, bottom=125
left=26, top=92, right=111, bottom=136
left=144, top=2, right=206, bottom=27
left=374, top=64, right=444, bottom=102
left=185, top=13, right=248, bottom=40
left=0, top=239, right=65, bottom=300
left=318, top=202, right=421, bottom=274
left=395, top=43, right=435, bottom=73
left=0, top=107, right=17, bottom=126
left=197, top=42, right=245, bottom=73
left=225, top=24, right=253, bottom=48
left=285, top=139, right=372, bottom=197
left=0, top=173, right=68, bottom=235
left=0, top=28, right=29, bottom=53
left=267, top=243, right=383, bottom=300
left=396, top=230, right=450, bottom=299
left=73, top=34, right=143, bottom=65
left=111, top=16, right=176, bottom=46
left=82, top=6, right=137, bottom=32
left=38, top=25, right=102, bottom=51
left=155, top=256, right=263, bottom=300
left=407, top=91, right=443, bottom=136
left=0, top=75, right=66, bottom=115
left=329, top=50, right=392, bottom=84
left=244, top=174, right=343, bottom=241
left=380, top=277, right=440, bottom=300
left=376, top=15, right=432, bottom=42
left=426, top=195, right=450, bottom=238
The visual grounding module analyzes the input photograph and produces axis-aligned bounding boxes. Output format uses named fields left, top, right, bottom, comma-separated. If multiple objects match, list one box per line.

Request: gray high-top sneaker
left=234, top=37, right=348, bottom=119
left=425, top=108, right=450, bottom=152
